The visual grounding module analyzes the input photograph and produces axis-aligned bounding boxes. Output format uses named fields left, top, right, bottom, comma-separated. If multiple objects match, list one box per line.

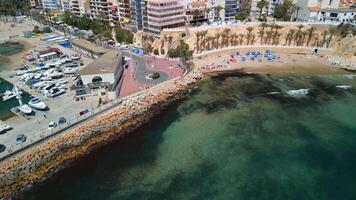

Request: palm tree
left=222, top=28, right=231, bottom=47
left=258, top=30, right=264, bottom=45
left=294, top=24, right=304, bottom=45
left=216, top=5, right=224, bottom=21
left=257, top=0, right=268, bottom=18
left=195, top=32, right=201, bottom=53
left=238, top=34, right=244, bottom=45
left=250, top=34, right=256, bottom=45
left=306, top=27, right=315, bottom=47
left=288, top=29, right=296, bottom=46
left=313, top=33, right=320, bottom=47
left=200, top=30, right=208, bottom=51
left=272, top=25, right=283, bottom=45
left=215, top=33, right=221, bottom=49
left=321, top=30, right=328, bottom=47
left=246, top=27, right=254, bottom=45
left=265, top=31, right=273, bottom=45
left=258, top=22, right=268, bottom=45
left=327, top=27, right=336, bottom=48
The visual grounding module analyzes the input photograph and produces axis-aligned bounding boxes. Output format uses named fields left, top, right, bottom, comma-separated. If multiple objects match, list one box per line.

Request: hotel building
left=146, top=0, right=185, bottom=35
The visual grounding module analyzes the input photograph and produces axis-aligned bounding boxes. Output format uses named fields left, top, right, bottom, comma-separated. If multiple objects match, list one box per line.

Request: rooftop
left=78, top=50, right=123, bottom=75
left=308, top=5, right=320, bottom=12
left=320, top=8, right=356, bottom=13
left=71, top=39, right=108, bottom=55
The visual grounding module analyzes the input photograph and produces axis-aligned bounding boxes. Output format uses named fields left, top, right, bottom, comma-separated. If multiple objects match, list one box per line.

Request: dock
left=10, top=107, right=31, bottom=120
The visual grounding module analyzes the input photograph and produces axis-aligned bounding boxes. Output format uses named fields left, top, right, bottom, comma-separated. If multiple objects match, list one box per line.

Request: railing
left=0, top=77, right=182, bottom=162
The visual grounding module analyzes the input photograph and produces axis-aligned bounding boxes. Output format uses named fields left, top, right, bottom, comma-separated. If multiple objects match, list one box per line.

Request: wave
left=266, top=92, right=281, bottom=95
left=285, top=89, right=309, bottom=96
left=336, top=85, right=352, bottom=90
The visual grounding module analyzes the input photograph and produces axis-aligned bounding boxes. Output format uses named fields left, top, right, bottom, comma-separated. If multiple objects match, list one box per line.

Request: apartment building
left=146, top=0, right=185, bottom=35
left=42, top=0, right=61, bottom=10
left=61, top=0, right=70, bottom=11
left=107, top=0, right=120, bottom=26
left=224, top=0, right=238, bottom=20
left=116, top=0, right=143, bottom=31
left=70, top=0, right=89, bottom=16
left=317, top=8, right=356, bottom=22
left=250, top=0, right=280, bottom=16
left=185, top=1, right=210, bottom=25
left=296, top=0, right=340, bottom=21
left=89, top=0, right=110, bottom=21
left=30, top=0, right=43, bottom=8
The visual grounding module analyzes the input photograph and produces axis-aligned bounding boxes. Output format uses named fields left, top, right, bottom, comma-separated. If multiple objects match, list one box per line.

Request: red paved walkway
left=118, top=56, right=183, bottom=97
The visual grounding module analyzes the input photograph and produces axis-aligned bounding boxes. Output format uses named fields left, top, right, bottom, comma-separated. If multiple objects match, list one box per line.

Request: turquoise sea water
left=0, top=79, right=31, bottom=120
left=22, top=73, right=356, bottom=200
left=0, top=42, right=24, bottom=70
left=0, top=42, right=29, bottom=120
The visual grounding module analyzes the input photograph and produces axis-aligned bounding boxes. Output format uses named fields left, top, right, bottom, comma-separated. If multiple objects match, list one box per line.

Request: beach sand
left=0, top=19, right=38, bottom=69
left=2, top=39, right=36, bottom=69
left=194, top=47, right=342, bottom=74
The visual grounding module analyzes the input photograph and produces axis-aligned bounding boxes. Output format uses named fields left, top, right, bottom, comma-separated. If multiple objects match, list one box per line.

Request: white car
left=48, top=121, right=57, bottom=130
left=120, top=45, right=129, bottom=50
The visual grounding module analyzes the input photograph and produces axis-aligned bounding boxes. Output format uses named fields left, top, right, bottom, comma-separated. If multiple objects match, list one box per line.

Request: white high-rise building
left=70, top=0, right=90, bottom=16
left=146, top=0, right=185, bottom=35
left=295, top=0, right=340, bottom=21
left=42, top=0, right=61, bottom=10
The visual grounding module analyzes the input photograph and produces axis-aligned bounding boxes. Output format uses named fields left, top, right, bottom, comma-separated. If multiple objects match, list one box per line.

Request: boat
left=63, top=67, right=77, bottom=74
left=3, top=84, right=23, bottom=101
left=17, top=104, right=33, bottom=115
left=70, top=55, right=81, bottom=60
left=28, top=97, right=47, bottom=110
left=0, top=121, right=11, bottom=133
left=49, top=71, right=63, bottom=79
left=2, top=90, right=16, bottom=101
left=48, top=87, right=66, bottom=98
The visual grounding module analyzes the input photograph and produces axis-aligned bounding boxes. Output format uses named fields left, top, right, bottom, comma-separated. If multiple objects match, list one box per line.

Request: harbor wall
left=0, top=72, right=202, bottom=198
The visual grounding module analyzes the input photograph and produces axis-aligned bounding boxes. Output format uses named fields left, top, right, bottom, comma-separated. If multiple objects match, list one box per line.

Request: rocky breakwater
left=0, top=71, right=202, bottom=199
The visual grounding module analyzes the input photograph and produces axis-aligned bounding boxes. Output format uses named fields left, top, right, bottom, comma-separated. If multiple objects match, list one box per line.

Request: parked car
left=0, top=144, right=6, bottom=153
left=16, top=134, right=27, bottom=145
left=48, top=121, right=57, bottom=130
left=58, top=117, right=67, bottom=125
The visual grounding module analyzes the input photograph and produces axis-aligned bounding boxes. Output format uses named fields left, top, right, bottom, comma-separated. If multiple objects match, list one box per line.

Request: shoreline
left=0, top=71, right=202, bottom=199
left=0, top=39, right=35, bottom=70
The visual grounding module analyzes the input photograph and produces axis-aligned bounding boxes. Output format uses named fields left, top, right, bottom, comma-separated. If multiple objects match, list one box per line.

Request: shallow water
left=0, top=79, right=31, bottom=120
left=22, top=74, right=356, bottom=200
left=0, top=42, right=24, bottom=70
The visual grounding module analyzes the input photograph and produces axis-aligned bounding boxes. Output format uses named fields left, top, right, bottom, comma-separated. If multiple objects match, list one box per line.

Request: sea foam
left=285, top=89, right=309, bottom=96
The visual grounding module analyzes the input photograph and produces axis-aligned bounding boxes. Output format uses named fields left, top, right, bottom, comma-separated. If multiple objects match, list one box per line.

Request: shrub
left=153, top=49, right=159, bottom=55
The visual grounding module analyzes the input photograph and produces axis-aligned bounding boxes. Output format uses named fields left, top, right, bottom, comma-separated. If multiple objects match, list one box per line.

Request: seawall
left=0, top=71, right=202, bottom=199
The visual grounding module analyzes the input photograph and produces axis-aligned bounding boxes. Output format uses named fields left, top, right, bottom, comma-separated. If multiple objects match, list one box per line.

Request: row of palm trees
left=194, top=23, right=338, bottom=53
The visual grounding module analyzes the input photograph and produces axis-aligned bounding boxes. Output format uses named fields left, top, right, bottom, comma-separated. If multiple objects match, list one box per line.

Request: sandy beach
left=1, top=39, right=36, bottom=69
left=0, top=19, right=38, bottom=69
left=194, top=47, right=343, bottom=74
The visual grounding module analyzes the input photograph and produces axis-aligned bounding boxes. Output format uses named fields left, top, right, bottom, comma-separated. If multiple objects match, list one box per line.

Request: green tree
left=114, top=27, right=133, bottom=44
left=153, top=49, right=159, bottom=55
left=32, top=25, right=41, bottom=34
left=235, top=12, right=247, bottom=21
left=257, top=0, right=268, bottom=18
left=168, top=40, right=193, bottom=61
left=274, top=0, right=297, bottom=21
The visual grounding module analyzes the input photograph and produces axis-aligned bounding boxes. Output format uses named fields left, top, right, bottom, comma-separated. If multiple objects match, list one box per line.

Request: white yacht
left=48, top=87, right=66, bottom=98
left=17, top=104, right=33, bottom=115
left=63, top=67, right=77, bottom=74
left=0, top=121, right=11, bottom=133
left=2, top=85, right=22, bottom=101
left=28, top=97, right=47, bottom=110
left=2, top=90, right=15, bottom=101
